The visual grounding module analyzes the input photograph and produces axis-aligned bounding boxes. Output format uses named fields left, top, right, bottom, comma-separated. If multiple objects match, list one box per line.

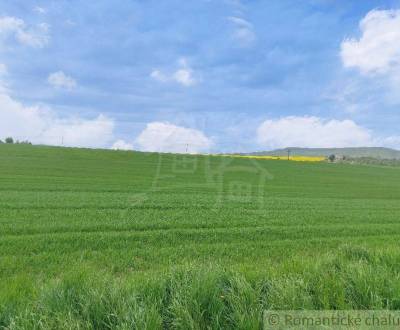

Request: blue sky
left=1, top=0, right=400, bottom=152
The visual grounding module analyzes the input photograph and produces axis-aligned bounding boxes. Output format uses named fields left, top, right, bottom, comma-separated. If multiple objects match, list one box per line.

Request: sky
left=1, top=0, right=400, bottom=153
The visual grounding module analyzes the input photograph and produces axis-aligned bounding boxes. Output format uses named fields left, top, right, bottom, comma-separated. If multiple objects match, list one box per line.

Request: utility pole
left=287, top=149, right=291, bottom=161
left=185, top=143, right=189, bottom=153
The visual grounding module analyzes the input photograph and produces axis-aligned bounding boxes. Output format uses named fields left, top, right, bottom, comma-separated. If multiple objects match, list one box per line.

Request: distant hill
left=247, top=147, right=400, bottom=159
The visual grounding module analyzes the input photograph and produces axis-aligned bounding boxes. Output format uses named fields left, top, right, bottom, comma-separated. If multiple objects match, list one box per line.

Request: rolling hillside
left=248, top=147, right=400, bottom=159
left=1, top=144, right=400, bottom=328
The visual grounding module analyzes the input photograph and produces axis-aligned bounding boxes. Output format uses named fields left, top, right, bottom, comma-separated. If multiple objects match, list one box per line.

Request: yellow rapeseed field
left=230, top=155, right=326, bottom=162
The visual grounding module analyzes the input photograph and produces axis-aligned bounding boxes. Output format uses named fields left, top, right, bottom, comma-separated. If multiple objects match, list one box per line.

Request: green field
left=1, top=144, right=400, bottom=329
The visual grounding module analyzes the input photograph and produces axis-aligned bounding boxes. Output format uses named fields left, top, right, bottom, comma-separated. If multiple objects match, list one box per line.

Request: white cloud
left=228, top=16, right=256, bottom=46
left=173, top=68, right=196, bottom=86
left=0, top=16, right=24, bottom=34
left=65, top=20, right=76, bottom=26
left=257, top=116, right=374, bottom=149
left=150, top=58, right=197, bottom=87
left=0, top=63, right=7, bottom=75
left=150, top=69, right=168, bottom=82
left=0, top=16, right=49, bottom=48
left=112, top=139, right=134, bottom=151
left=380, top=136, right=400, bottom=149
left=135, top=122, right=213, bottom=153
left=341, top=9, right=400, bottom=74
left=0, top=64, right=8, bottom=93
left=34, top=6, right=47, bottom=14
left=39, top=114, right=114, bottom=148
left=48, top=71, right=77, bottom=90
left=0, top=69, right=113, bottom=148
left=0, top=93, right=114, bottom=147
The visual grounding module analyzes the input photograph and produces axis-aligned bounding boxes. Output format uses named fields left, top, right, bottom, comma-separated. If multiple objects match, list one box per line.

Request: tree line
left=0, top=137, right=32, bottom=145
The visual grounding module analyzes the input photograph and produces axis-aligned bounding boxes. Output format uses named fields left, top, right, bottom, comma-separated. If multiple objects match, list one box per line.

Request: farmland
left=1, top=144, right=400, bottom=329
left=231, top=155, right=326, bottom=162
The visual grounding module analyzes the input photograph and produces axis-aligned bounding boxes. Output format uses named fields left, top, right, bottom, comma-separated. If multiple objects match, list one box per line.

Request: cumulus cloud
left=173, top=69, right=196, bottom=87
left=257, top=116, right=374, bottom=149
left=0, top=69, right=113, bottom=148
left=380, top=136, right=400, bottom=149
left=34, top=6, right=47, bottom=14
left=341, top=9, right=400, bottom=75
left=150, top=58, right=197, bottom=87
left=150, top=70, right=168, bottom=83
left=0, top=93, right=114, bottom=147
left=0, top=63, right=7, bottom=76
left=0, top=64, right=8, bottom=93
left=227, top=16, right=256, bottom=46
left=48, top=71, right=77, bottom=90
left=0, top=16, right=49, bottom=48
left=135, top=122, right=212, bottom=153
left=112, top=140, right=134, bottom=151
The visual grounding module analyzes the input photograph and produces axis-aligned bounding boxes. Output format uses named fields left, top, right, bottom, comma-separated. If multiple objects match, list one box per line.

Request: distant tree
left=0, top=139, right=3, bottom=144
left=16, top=140, right=32, bottom=145
left=328, top=154, right=336, bottom=162
left=5, top=137, right=14, bottom=144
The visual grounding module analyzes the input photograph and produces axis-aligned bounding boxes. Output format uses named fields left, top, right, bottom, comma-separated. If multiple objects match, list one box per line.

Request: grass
left=339, top=157, right=400, bottom=167
left=1, top=144, right=400, bottom=329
